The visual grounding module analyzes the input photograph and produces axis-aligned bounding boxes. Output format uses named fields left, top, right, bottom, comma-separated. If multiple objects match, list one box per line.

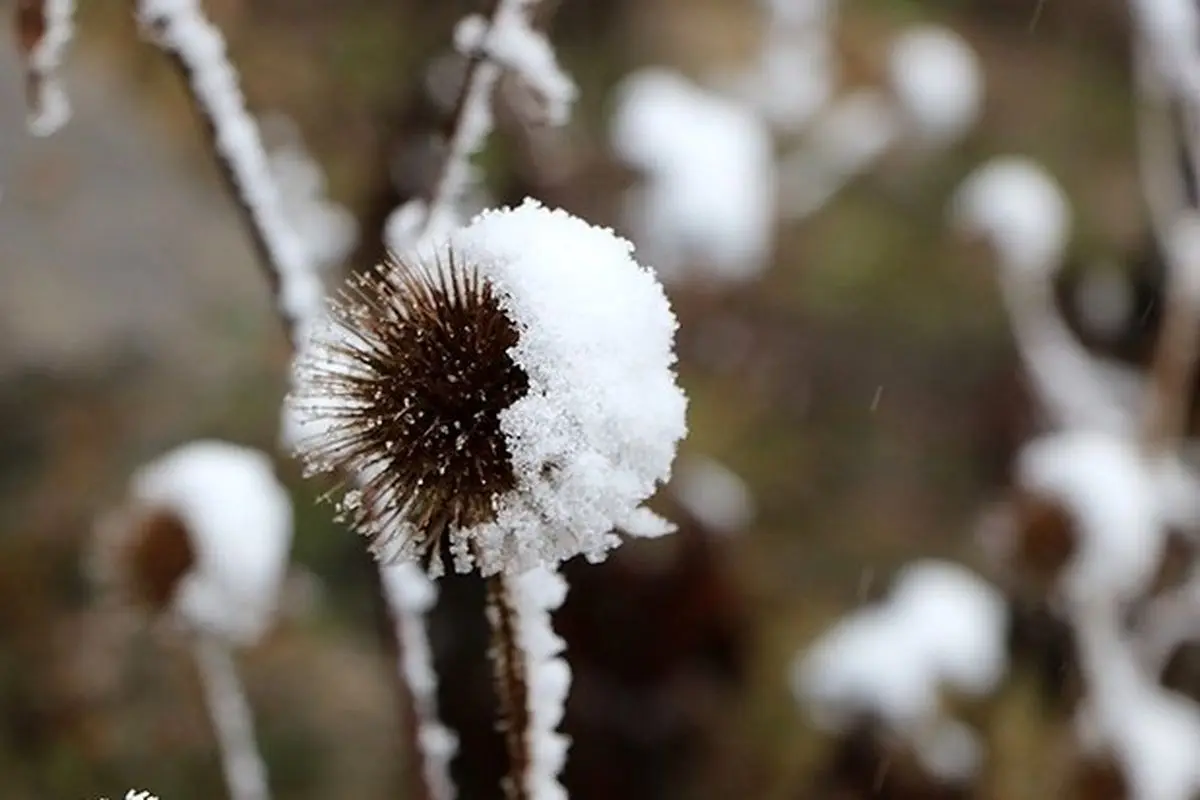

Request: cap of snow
left=670, top=455, right=755, bottom=534
left=452, top=201, right=687, bottom=575
left=1017, top=430, right=1166, bottom=607
left=795, top=606, right=941, bottom=731
left=889, top=561, right=1009, bottom=697
left=609, top=68, right=776, bottom=284
left=129, top=441, right=293, bottom=645
left=951, top=157, right=1071, bottom=277
left=297, top=200, right=688, bottom=577
left=794, top=560, right=1007, bottom=737
left=887, top=26, right=982, bottom=144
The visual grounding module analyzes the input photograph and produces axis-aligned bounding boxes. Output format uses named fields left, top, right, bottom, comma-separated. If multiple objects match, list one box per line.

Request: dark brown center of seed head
left=125, top=506, right=195, bottom=611
left=326, top=253, right=529, bottom=562
left=1012, top=490, right=1077, bottom=590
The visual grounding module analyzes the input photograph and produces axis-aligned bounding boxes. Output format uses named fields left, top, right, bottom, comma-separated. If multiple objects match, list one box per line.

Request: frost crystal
left=290, top=199, right=687, bottom=576
left=108, top=441, right=294, bottom=645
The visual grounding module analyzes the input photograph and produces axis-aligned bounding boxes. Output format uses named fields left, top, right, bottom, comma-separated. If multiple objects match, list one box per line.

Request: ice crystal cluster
left=290, top=199, right=687, bottom=576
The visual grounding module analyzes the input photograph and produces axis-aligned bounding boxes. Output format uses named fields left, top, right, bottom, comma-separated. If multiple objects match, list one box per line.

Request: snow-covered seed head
left=950, top=156, right=1071, bottom=278
left=291, top=199, right=688, bottom=577
left=294, top=253, right=530, bottom=570
left=887, top=25, right=982, bottom=145
left=92, top=441, right=294, bottom=645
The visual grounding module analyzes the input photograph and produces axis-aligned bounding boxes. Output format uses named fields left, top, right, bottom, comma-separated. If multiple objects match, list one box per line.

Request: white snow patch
left=1017, top=430, right=1167, bottom=608
left=887, top=25, right=982, bottom=145
left=794, top=559, right=1006, bottom=783
left=610, top=68, right=776, bottom=284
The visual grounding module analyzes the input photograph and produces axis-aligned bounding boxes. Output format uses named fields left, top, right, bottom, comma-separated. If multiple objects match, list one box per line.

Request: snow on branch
left=15, top=0, right=76, bottom=136
left=387, top=0, right=577, bottom=252
left=381, top=565, right=458, bottom=800
left=134, top=0, right=324, bottom=349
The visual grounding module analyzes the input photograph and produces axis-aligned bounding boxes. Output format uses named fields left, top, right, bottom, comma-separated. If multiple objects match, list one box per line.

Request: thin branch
left=486, top=574, right=532, bottom=800
left=193, top=633, right=271, bottom=800
left=134, top=0, right=323, bottom=350
left=1141, top=216, right=1200, bottom=452
left=382, top=565, right=459, bottom=800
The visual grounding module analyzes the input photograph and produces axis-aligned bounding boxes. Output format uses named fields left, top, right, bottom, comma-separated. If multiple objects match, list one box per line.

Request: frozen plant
left=94, top=441, right=293, bottom=800
left=610, top=68, right=776, bottom=285
left=289, top=199, right=687, bottom=797
left=386, top=0, right=577, bottom=253
left=951, top=157, right=1145, bottom=434
left=290, top=199, right=687, bottom=577
left=134, top=0, right=324, bottom=348
left=794, top=560, right=1008, bottom=789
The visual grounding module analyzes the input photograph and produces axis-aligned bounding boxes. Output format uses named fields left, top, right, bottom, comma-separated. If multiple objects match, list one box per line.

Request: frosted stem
left=485, top=568, right=571, bottom=800
left=381, top=565, right=459, bottom=800
left=406, top=0, right=549, bottom=240
left=486, top=573, right=532, bottom=800
left=193, top=633, right=271, bottom=800
left=134, top=0, right=323, bottom=349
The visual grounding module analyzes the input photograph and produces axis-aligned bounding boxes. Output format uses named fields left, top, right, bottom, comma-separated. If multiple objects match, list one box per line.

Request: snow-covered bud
left=94, top=441, right=294, bottom=645
left=289, top=199, right=688, bottom=577
left=951, top=156, right=1071, bottom=278
left=887, top=25, right=982, bottom=145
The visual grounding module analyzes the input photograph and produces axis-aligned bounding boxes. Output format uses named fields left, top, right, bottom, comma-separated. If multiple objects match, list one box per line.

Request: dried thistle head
left=92, top=441, right=294, bottom=644
left=93, top=503, right=196, bottom=613
left=291, top=200, right=688, bottom=577
left=294, top=253, right=530, bottom=571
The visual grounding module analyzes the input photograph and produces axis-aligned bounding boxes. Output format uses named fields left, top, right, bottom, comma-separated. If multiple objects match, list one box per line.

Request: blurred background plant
left=0, top=0, right=1177, bottom=798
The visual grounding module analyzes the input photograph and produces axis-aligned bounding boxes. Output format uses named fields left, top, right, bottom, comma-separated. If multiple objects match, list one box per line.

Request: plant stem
left=193, top=633, right=271, bottom=800
left=485, top=574, right=531, bottom=800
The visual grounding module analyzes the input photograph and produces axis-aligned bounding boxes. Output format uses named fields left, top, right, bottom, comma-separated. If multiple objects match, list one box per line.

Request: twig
left=1141, top=216, right=1200, bottom=452
left=486, top=574, right=532, bottom=800
left=134, top=0, right=322, bottom=350
left=381, top=565, right=458, bottom=800
left=193, top=633, right=271, bottom=800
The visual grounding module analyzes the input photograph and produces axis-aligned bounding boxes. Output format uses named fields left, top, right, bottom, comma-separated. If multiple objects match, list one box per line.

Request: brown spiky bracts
left=291, top=252, right=530, bottom=574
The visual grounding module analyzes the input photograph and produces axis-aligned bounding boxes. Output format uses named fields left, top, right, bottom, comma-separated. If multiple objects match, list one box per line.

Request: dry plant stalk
left=486, top=575, right=533, bottom=800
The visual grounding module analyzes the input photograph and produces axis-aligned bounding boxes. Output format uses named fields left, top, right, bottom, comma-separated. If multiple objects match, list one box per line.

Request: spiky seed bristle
left=301, top=251, right=529, bottom=568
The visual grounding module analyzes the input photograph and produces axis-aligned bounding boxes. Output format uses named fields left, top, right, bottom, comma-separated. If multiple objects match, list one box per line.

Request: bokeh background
left=0, top=0, right=1153, bottom=798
